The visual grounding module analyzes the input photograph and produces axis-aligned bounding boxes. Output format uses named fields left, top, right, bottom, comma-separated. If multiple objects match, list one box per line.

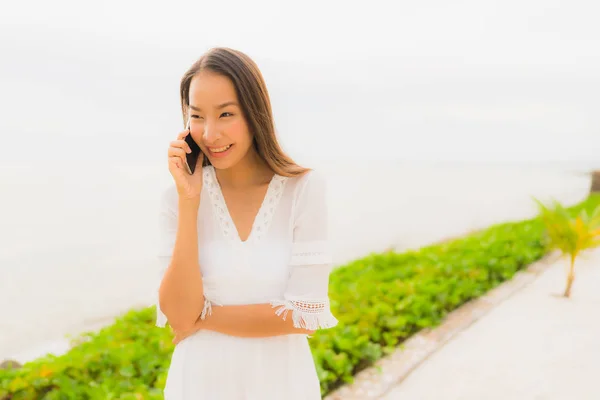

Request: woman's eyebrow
left=189, top=101, right=239, bottom=112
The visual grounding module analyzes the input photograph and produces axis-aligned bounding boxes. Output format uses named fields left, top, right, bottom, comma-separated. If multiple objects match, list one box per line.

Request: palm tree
left=533, top=198, right=600, bottom=297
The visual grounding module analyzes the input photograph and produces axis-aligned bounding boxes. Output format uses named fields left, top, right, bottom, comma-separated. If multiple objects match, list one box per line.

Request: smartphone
left=184, top=122, right=202, bottom=175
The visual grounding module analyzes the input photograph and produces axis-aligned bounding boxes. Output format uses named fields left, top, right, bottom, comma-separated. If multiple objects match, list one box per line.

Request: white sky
left=1, top=0, right=599, bottom=166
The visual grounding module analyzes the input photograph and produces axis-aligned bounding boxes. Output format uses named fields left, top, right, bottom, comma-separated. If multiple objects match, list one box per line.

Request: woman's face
left=187, top=70, right=253, bottom=170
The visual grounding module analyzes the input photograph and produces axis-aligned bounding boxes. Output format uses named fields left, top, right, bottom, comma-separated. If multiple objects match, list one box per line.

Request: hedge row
left=2, top=194, right=599, bottom=399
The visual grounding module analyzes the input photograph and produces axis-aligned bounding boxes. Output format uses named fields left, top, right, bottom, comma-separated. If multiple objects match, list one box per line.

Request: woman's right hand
left=168, top=128, right=204, bottom=201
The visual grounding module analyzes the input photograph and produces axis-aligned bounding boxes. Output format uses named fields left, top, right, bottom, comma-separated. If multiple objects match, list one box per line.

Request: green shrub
left=2, top=194, right=599, bottom=399
left=0, top=308, right=170, bottom=399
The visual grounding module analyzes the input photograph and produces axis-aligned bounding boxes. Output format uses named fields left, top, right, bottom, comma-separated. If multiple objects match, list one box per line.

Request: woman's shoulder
left=286, top=168, right=328, bottom=200
left=287, top=168, right=326, bottom=185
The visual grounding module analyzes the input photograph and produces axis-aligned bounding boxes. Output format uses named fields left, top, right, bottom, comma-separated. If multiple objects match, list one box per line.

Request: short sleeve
left=288, top=170, right=332, bottom=266
left=155, top=186, right=178, bottom=327
left=270, top=171, right=338, bottom=331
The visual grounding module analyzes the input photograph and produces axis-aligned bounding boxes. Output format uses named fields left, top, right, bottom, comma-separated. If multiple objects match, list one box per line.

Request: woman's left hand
left=172, top=320, right=204, bottom=345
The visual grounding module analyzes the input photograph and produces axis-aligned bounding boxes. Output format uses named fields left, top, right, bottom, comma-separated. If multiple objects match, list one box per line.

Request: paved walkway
left=382, top=249, right=600, bottom=400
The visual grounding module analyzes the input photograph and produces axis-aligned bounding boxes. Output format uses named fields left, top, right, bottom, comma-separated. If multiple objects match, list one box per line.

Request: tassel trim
left=200, top=298, right=213, bottom=320
left=270, top=299, right=338, bottom=331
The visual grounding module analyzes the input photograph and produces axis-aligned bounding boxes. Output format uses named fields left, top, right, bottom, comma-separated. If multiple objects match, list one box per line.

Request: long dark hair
left=179, top=47, right=309, bottom=177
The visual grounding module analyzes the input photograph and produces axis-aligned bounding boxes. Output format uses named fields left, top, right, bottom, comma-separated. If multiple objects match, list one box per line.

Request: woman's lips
left=206, top=144, right=234, bottom=158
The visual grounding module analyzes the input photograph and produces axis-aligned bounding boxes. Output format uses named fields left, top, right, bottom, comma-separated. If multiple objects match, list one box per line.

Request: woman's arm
left=174, top=303, right=314, bottom=341
left=158, top=197, right=205, bottom=332
left=172, top=263, right=338, bottom=343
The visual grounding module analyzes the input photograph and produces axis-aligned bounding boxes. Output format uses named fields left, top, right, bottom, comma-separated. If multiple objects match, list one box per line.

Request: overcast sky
left=1, top=0, right=599, bottom=166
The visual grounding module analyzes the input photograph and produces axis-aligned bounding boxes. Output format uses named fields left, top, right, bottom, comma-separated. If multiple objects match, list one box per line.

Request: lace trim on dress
left=204, top=167, right=237, bottom=241
left=251, top=174, right=287, bottom=242
left=200, top=297, right=213, bottom=320
left=270, top=299, right=339, bottom=331
left=204, top=166, right=287, bottom=242
left=289, top=241, right=332, bottom=266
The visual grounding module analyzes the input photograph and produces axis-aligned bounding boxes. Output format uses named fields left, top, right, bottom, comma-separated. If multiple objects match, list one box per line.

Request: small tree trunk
left=0, top=359, right=22, bottom=370
left=591, top=171, right=600, bottom=193
left=563, top=254, right=576, bottom=297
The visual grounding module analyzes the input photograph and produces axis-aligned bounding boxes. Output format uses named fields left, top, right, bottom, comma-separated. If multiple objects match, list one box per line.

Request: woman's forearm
left=200, top=303, right=315, bottom=338
left=158, top=198, right=204, bottom=331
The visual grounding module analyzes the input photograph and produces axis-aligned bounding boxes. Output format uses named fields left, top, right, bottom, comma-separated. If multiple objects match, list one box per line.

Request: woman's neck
left=214, top=148, right=273, bottom=190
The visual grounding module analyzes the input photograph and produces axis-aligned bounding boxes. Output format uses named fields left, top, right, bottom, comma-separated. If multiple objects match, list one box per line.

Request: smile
left=210, top=144, right=232, bottom=153
left=207, top=144, right=234, bottom=158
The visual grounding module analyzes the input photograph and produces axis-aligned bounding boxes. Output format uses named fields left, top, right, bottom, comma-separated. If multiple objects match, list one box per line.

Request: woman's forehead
left=189, top=72, right=238, bottom=106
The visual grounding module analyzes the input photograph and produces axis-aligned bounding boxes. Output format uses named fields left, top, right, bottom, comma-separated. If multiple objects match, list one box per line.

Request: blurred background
left=1, top=0, right=598, bottom=370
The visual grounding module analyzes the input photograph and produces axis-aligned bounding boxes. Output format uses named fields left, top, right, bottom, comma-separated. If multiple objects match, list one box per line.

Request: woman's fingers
left=177, top=128, right=189, bottom=140
left=172, top=330, right=191, bottom=345
left=168, top=156, right=183, bottom=171
left=168, top=146, right=189, bottom=158
left=172, top=333, right=181, bottom=344
left=170, top=139, right=192, bottom=154
left=171, top=320, right=203, bottom=344
left=167, top=126, right=204, bottom=198
left=168, top=151, right=187, bottom=172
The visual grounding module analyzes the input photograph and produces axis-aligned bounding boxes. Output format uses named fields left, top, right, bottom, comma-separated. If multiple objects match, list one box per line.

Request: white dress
left=155, top=165, right=338, bottom=399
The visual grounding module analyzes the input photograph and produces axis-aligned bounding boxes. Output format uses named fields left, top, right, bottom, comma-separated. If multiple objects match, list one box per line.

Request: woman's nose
left=202, top=123, right=220, bottom=142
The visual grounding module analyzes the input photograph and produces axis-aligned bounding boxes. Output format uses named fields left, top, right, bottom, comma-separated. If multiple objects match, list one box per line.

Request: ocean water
left=0, top=160, right=593, bottom=360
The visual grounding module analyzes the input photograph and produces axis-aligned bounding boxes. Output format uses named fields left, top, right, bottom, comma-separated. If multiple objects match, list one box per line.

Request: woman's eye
left=190, top=115, right=203, bottom=119
left=220, top=112, right=233, bottom=118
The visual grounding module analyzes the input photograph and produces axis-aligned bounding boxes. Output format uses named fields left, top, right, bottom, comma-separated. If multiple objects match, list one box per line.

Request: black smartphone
left=184, top=125, right=202, bottom=175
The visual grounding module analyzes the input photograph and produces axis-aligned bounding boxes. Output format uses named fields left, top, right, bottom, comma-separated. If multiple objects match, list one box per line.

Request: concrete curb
left=324, top=251, right=562, bottom=400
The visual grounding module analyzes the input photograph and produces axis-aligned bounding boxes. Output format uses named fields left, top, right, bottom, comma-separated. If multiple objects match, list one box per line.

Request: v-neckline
left=204, top=165, right=286, bottom=244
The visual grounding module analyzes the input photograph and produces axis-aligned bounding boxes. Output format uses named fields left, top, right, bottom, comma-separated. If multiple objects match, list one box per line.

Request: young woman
left=156, top=47, right=338, bottom=399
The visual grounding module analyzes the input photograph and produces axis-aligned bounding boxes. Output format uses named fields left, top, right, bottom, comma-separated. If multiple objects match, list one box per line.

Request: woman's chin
left=208, top=155, right=237, bottom=170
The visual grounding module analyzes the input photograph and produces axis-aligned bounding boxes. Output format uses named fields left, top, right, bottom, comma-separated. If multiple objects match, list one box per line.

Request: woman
left=156, top=47, right=338, bottom=399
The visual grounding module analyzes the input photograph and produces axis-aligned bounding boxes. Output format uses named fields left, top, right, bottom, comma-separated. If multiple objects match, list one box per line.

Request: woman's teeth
left=211, top=144, right=232, bottom=153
